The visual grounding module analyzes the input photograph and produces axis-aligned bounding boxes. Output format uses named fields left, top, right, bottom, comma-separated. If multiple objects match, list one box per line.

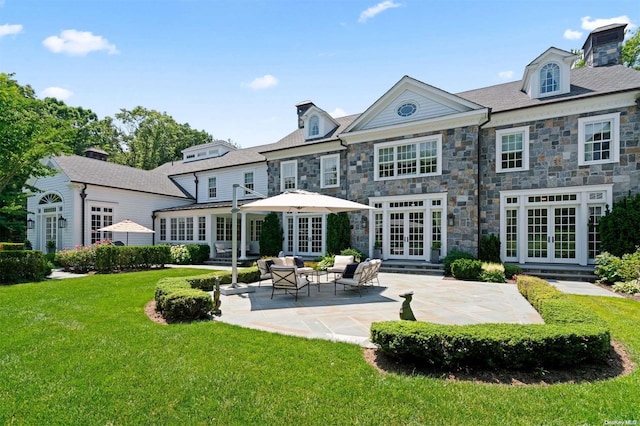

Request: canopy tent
left=98, top=219, right=154, bottom=245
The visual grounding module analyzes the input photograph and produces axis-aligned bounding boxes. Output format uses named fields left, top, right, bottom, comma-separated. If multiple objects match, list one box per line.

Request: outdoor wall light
left=361, top=215, right=368, bottom=228
left=447, top=212, right=455, bottom=227
left=58, top=216, right=67, bottom=229
left=27, top=218, right=35, bottom=229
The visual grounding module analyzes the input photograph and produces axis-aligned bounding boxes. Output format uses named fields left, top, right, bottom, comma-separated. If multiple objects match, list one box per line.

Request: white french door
left=526, top=206, right=577, bottom=263
left=287, top=215, right=323, bottom=256
left=388, top=211, right=425, bottom=259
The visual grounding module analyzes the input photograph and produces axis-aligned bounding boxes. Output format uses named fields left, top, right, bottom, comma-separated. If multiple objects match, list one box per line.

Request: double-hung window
left=578, top=112, right=620, bottom=166
left=281, top=160, right=297, bottom=190
left=309, top=115, right=319, bottom=138
left=496, top=126, right=530, bottom=173
left=244, top=172, right=254, bottom=195
left=320, top=154, right=339, bottom=188
left=208, top=177, right=217, bottom=199
left=374, top=135, right=441, bottom=181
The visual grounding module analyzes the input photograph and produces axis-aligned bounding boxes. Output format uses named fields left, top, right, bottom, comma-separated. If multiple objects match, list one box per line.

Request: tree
left=622, top=28, right=640, bottom=70
left=0, top=73, right=74, bottom=241
left=598, top=193, right=640, bottom=257
left=114, top=107, right=213, bottom=170
left=259, top=212, right=283, bottom=256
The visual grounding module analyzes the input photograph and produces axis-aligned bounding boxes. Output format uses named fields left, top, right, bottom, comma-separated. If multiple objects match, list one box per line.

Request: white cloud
left=0, top=24, right=23, bottom=38
left=43, top=29, right=118, bottom=56
left=563, top=29, right=583, bottom=40
left=581, top=15, right=635, bottom=31
left=329, top=108, right=347, bottom=118
left=41, top=87, right=73, bottom=100
left=498, top=71, right=514, bottom=80
left=358, top=1, right=401, bottom=23
left=247, top=74, right=278, bottom=90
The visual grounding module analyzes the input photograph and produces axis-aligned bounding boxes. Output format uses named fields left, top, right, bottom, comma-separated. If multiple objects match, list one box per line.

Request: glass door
left=388, top=211, right=426, bottom=259
left=526, top=206, right=577, bottom=263
left=296, top=215, right=323, bottom=256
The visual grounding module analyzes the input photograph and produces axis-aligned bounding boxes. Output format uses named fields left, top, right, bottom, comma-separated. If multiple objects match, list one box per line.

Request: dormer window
left=309, top=115, right=319, bottom=137
left=539, top=63, right=559, bottom=95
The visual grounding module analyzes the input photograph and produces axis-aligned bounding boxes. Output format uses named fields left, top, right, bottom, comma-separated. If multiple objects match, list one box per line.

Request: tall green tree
left=326, top=212, right=351, bottom=255
left=115, top=107, right=213, bottom=170
left=622, top=28, right=640, bottom=70
left=0, top=73, right=74, bottom=240
left=259, top=212, right=283, bottom=256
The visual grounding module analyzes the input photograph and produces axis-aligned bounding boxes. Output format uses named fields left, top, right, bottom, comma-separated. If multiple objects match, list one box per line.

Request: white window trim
left=281, top=160, right=298, bottom=191
left=578, top=112, right=620, bottom=166
left=308, top=115, right=320, bottom=139
left=496, top=126, right=530, bottom=173
left=320, top=154, right=340, bottom=189
left=373, top=135, right=442, bottom=182
left=207, top=176, right=217, bottom=199
left=244, top=171, right=254, bottom=195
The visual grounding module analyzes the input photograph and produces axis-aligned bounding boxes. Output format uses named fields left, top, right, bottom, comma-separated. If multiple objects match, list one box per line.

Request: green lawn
left=1, top=269, right=639, bottom=425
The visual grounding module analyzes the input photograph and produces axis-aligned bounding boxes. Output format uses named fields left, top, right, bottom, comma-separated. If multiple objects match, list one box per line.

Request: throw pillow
left=265, top=259, right=275, bottom=271
left=342, top=263, right=359, bottom=279
left=294, top=256, right=305, bottom=268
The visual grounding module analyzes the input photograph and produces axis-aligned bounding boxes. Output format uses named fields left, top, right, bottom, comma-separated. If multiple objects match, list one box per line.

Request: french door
left=296, top=216, right=323, bottom=256
left=389, top=211, right=425, bottom=259
left=526, top=206, right=577, bottom=263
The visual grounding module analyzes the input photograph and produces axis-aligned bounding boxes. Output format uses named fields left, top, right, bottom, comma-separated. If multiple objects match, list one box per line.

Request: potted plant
left=373, top=240, right=382, bottom=258
left=46, top=240, right=56, bottom=254
left=430, top=241, right=441, bottom=263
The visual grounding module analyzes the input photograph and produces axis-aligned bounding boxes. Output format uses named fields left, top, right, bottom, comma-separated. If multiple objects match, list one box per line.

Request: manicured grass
left=1, top=269, right=639, bottom=424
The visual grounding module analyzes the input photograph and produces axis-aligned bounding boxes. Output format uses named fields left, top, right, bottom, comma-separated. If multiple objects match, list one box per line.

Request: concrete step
left=508, top=263, right=597, bottom=283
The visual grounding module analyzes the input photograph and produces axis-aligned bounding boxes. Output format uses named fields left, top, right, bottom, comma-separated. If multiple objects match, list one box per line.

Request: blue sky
left=1, top=0, right=638, bottom=148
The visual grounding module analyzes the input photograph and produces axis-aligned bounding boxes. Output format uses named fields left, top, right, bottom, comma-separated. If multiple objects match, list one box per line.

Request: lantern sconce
left=361, top=215, right=368, bottom=228
left=58, top=216, right=67, bottom=229
left=27, top=218, right=35, bottom=229
left=447, top=212, right=455, bottom=227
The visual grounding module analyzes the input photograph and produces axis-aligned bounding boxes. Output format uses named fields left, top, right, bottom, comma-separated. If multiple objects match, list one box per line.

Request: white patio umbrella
left=98, top=219, right=155, bottom=245
left=240, top=189, right=374, bottom=213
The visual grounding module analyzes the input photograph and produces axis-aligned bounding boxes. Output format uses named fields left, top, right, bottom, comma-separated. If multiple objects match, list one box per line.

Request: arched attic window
left=540, top=63, right=559, bottom=95
left=39, top=193, right=62, bottom=204
left=309, top=115, right=319, bottom=137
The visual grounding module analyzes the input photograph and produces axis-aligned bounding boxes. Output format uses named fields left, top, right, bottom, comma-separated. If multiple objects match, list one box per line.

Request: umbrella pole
left=220, top=184, right=255, bottom=295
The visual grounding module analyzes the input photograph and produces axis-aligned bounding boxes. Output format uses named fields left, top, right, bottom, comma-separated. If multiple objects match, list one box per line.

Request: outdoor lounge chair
left=366, top=259, right=382, bottom=286
left=256, top=259, right=273, bottom=287
left=327, top=255, right=354, bottom=280
left=334, top=261, right=372, bottom=297
left=214, top=243, right=232, bottom=258
left=270, top=265, right=310, bottom=301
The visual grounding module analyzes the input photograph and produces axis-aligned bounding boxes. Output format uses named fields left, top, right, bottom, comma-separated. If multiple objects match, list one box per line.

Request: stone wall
left=480, top=105, right=640, bottom=235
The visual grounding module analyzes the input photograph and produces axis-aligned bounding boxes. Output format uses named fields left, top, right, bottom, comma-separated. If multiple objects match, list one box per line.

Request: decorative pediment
left=343, top=76, right=485, bottom=134
left=521, top=47, right=577, bottom=99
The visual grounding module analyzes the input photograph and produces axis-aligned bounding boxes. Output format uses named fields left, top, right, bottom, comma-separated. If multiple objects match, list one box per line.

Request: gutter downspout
left=80, top=184, right=87, bottom=246
left=477, top=108, right=492, bottom=258
left=193, top=172, right=199, bottom=201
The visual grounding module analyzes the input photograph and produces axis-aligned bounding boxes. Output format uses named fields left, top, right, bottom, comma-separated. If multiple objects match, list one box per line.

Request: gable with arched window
left=309, top=115, right=320, bottom=138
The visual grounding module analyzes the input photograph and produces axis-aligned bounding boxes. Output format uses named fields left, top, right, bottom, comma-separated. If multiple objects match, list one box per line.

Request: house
left=26, top=24, right=640, bottom=269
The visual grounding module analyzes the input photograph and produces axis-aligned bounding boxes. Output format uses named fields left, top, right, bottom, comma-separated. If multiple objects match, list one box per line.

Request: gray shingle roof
left=53, top=155, right=191, bottom=199
left=457, top=65, right=640, bottom=112
left=153, top=145, right=266, bottom=176
left=257, top=114, right=359, bottom=154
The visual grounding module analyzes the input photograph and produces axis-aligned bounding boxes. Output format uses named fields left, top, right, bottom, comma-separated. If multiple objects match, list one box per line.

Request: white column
left=240, top=212, right=247, bottom=260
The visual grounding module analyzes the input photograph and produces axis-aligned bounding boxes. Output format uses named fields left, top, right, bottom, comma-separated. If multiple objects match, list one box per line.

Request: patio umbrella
left=240, top=189, right=374, bottom=213
left=98, top=219, right=154, bottom=245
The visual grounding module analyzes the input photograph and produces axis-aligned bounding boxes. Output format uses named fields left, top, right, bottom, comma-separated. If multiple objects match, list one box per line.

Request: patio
left=213, top=272, right=545, bottom=347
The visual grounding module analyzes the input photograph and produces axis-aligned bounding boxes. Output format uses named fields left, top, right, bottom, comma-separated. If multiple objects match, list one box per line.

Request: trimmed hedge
left=371, top=275, right=610, bottom=369
left=154, top=274, right=215, bottom=322
left=0, top=250, right=51, bottom=284
left=451, top=258, right=483, bottom=280
left=443, top=249, right=476, bottom=276
left=0, top=242, right=25, bottom=251
left=57, top=245, right=170, bottom=273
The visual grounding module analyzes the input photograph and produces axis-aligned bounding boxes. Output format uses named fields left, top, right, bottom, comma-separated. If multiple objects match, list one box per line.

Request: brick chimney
left=582, top=23, right=627, bottom=67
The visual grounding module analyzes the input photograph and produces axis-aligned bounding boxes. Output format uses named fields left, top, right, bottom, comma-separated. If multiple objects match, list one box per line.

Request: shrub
left=56, top=245, right=95, bottom=273
left=0, top=242, right=24, bottom=251
left=478, top=234, right=501, bottom=263
left=595, top=250, right=640, bottom=284
left=58, top=244, right=170, bottom=273
left=326, top=213, right=351, bottom=255
left=0, top=250, right=51, bottom=284
left=598, top=193, right=640, bottom=257
left=371, top=275, right=610, bottom=369
left=162, top=289, right=213, bottom=322
left=443, top=249, right=476, bottom=276
left=259, top=212, right=283, bottom=257
left=451, top=258, right=482, bottom=280
left=612, top=280, right=640, bottom=295
left=186, top=244, right=210, bottom=264
left=170, top=244, right=191, bottom=264
left=340, top=247, right=365, bottom=263
left=155, top=277, right=191, bottom=312
left=185, top=273, right=219, bottom=291
left=618, top=251, right=640, bottom=282
left=479, top=263, right=506, bottom=283
left=503, top=264, right=523, bottom=280
left=316, top=255, right=334, bottom=271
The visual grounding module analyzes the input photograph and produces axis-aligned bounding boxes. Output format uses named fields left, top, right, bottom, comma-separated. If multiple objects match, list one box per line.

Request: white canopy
left=240, top=190, right=374, bottom=213
left=98, top=219, right=154, bottom=245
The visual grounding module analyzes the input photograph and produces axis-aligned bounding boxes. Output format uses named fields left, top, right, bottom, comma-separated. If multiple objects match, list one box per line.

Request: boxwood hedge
left=0, top=250, right=51, bottom=284
left=154, top=274, right=218, bottom=321
left=371, top=275, right=610, bottom=369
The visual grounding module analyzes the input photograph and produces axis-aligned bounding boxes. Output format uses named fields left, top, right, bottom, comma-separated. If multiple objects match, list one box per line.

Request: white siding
left=195, top=164, right=268, bottom=203
left=362, top=89, right=459, bottom=130
left=171, top=174, right=196, bottom=198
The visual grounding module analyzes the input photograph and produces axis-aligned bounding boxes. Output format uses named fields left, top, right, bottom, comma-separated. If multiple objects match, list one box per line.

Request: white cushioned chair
left=270, top=265, right=310, bottom=301
left=327, top=255, right=354, bottom=280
